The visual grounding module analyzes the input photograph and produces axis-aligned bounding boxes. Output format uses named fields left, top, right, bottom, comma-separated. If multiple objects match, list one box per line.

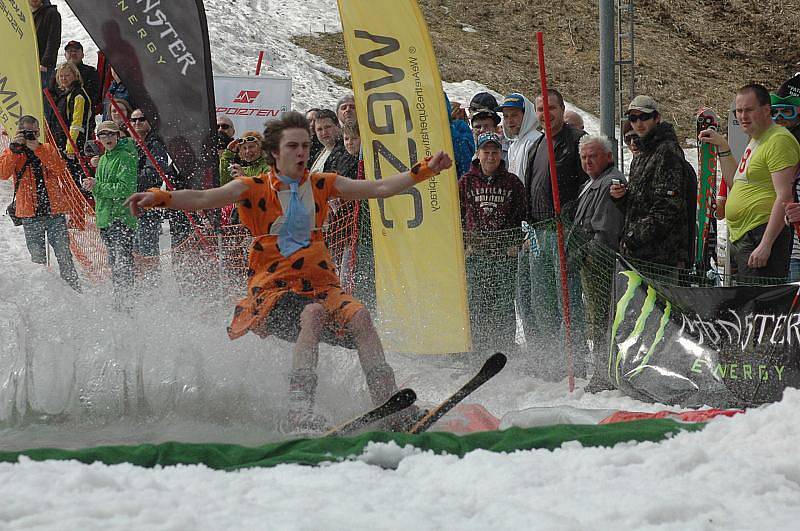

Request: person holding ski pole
left=700, top=84, right=799, bottom=281
left=124, top=111, right=452, bottom=433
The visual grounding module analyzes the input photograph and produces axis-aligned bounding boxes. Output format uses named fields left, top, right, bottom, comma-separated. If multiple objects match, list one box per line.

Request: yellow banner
left=0, top=0, right=43, bottom=135
left=336, top=0, right=470, bottom=353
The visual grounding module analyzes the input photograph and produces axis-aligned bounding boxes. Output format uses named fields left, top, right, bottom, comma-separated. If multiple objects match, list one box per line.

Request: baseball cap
left=469, top=92, right=499, bottom=112
left=96, top=121, right=120, bottom=134
left=626, top=95, right=658, bottom=114
left=476, top=132, right=503, bottom=150
left=499, top=93, right=526, bottom=111
left=471, top=108, right=501, bottom=126
left=64, top=40, right=83, bottom=51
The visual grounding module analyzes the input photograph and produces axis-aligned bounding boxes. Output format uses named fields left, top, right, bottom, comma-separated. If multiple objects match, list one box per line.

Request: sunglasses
left=628, top=112, right=656, bottom=123
left=97, top=131, right=118, bottom=138
left=771, top=104, right=798, bottom=121
left=217, top=123, right=231, bottom=130
left=237, top=136, right=259, bottom=144
left=129, top=116, right=147, bottom=123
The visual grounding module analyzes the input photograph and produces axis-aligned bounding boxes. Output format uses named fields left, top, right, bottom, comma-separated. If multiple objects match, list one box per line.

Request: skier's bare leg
left=287, top=303, right=326, bottom=430
left=348, top=308, right=421, bottom=430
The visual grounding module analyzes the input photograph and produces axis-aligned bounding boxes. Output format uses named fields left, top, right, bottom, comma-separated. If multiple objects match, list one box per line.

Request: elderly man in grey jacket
left=572, top=134, right=625, bottom=392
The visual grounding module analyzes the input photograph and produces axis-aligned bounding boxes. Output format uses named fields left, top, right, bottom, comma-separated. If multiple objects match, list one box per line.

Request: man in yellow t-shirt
left=699, top=83, right=799, bottom=281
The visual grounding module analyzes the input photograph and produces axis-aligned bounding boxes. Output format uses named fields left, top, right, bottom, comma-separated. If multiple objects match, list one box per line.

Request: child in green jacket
left=84, top=120, right=139, bottom=310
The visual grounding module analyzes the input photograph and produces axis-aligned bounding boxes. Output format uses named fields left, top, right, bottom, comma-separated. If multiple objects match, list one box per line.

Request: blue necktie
left=276, top=175, right=311, bottom=257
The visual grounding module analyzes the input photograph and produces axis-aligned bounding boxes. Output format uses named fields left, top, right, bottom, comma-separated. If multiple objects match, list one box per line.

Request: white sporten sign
left=214, top=74, right=292, bottom=135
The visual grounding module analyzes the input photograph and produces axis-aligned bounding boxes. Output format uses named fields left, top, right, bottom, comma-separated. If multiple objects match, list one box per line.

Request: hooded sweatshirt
left=505, top=94, right=541, bottom=183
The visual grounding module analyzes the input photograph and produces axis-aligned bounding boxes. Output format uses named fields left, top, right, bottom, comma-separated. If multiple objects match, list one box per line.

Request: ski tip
left=484, top=352, right=508, bottom=371
left=394, top=388, right=417, bottom=405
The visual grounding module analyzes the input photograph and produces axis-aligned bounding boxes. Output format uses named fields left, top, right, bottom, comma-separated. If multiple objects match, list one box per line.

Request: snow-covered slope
left=0, top=1, right=789, bottom=528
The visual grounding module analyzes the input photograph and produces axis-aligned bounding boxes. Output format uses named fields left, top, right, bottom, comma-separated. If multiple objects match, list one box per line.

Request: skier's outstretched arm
left=124, top=179, right=249, bottom=217
left=334, top=150, right=452, bottom=200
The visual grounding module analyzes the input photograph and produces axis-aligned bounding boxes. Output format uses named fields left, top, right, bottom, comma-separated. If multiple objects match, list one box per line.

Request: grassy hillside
left=294, top=0, right=800, bottom=144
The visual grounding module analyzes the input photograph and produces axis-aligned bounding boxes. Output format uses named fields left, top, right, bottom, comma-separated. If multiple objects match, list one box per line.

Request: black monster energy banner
left=65, top=0, right=218, bottom=186
left=610, top=260, right=800, bottom=407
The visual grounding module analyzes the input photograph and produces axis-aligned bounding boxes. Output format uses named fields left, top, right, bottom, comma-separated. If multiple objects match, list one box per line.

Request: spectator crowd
left=5, top=0, right=800, bottom=394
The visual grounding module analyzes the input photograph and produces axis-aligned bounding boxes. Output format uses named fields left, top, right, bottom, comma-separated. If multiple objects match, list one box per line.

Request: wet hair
left=737, top=83, right=771, bottom=107
left=262, top=111, right=310, bottom=166
left=342, top=120, right=360, bottom=138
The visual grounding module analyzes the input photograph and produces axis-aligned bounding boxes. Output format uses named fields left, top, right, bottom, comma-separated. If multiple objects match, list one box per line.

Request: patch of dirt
left=293, top=0, right=800, bottom=145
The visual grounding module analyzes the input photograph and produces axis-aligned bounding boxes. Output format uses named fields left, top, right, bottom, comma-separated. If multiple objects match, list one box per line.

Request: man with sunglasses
left=611, top=95, right=695, bottom=269
left=215, top=115, right=236, bottom=156
left=1, top=115, right=80, bottom=291
left=129, top=109, right=190, bottom=273
left=700, top=84, right=800, bottom=281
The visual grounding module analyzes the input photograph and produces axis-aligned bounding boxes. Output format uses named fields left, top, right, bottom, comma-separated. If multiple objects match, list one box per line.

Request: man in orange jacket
left=1, top=115, right=80, bottom=291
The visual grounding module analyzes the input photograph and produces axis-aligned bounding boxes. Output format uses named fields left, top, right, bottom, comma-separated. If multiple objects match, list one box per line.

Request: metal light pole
left=599, top=0, right=617, bottom=154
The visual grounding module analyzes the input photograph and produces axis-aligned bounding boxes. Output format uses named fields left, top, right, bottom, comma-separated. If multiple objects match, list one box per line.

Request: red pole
left=255, top=51, right=265, bottom=76
left=42, top=88, right=94, bottom=179
left=535, top=32, right=575, bottom=392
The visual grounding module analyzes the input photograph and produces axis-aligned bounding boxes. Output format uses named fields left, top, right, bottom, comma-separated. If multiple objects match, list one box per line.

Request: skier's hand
left=124, top=191, right=158, bottom=217
left=609, top=183, right=627, bottom=199
left=230, top=163, right=243, bottom=178
left=698, top=128, right=730, bottom=151
left=785, top=202, right=800, bottom=225
left=748, top=241, right=772, bottom=269
left=82, top=177, right=95, bottom=191
left=427, top=151, right=453, bottom=173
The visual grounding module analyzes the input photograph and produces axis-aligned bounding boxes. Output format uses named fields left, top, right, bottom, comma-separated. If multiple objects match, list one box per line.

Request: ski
left=325, top=388, right=417, bottom=437
left=695, top=108, right=719, bottom=274
left=408, top=352, right=507, bottom=434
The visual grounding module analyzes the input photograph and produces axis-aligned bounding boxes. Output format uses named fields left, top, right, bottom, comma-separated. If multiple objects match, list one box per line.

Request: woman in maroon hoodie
left=458, top=132, right=527, bottom=356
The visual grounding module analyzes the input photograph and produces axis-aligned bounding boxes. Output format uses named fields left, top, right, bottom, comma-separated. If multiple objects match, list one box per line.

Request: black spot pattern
left=247, top=268, right=256, bottom=278
left=258, top=198, right=267, bottom=211
left=253, top=241, right=264, bottom=252
left=234, top=305, right=244, bottom=317
left=318, top=261, right=328, bottom=270
left=267, top=261, right=279, bottom=273
left=315, top=202, right=320, bottom=213
left=241, top=198, right=252, bottom=209
left=251, top=286, right=262, bottom=296
left=276, top=279, right=287, bottom=288
left=315, top=177, right=326, bottom=189
left=339, top=301, right=351, bottom=309
left=291, top=257, right=305, bottom=270
left=317, top=292, right=328, bottom=300
left=267, top=222, right=273, bottom=234
left=253, top=177, right=264, bottom=184
left=302, top=279, right=313, bottom=292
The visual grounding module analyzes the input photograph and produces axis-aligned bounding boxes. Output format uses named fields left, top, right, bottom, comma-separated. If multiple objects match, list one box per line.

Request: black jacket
left=33, top=1, right=61, bottom=69
left=138, top=130, right=187, bottom=191
left=524, top=123, right=588, bottom=222
left=324, top=141, right=358, bottom=178
left=617, top=122, right=697, bottom=267
left=51, top=81, right=92, bottom=154
left=48, top=62, right=100, bottom=110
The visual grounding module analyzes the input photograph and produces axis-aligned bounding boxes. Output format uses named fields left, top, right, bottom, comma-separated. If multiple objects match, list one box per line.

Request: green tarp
left=0, top=419, right=706, bottom=470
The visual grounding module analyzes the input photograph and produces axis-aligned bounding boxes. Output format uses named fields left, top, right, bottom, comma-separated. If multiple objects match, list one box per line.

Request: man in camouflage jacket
left=611, top=96, right=696, bottom=268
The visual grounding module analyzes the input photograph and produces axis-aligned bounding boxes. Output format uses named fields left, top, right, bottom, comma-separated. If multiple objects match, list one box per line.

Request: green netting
left=0, top=419, right=705, bottom=470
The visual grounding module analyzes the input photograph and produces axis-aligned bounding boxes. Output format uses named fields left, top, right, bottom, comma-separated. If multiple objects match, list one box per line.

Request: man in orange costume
left=125, top=111, right=452, bottom=432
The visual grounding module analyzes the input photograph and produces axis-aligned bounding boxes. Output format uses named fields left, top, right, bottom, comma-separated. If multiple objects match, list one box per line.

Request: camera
left=21, top=130, right=37, bottom=141
left=611, top=178, right=621, bottom=186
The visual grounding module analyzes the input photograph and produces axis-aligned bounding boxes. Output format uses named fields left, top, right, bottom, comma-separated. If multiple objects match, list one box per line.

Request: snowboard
left=695, top=108, right=719, bottom=274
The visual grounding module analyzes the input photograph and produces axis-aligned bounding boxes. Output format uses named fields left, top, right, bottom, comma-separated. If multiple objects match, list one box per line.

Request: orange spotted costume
left=226, top=170, right=363, bottom=343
